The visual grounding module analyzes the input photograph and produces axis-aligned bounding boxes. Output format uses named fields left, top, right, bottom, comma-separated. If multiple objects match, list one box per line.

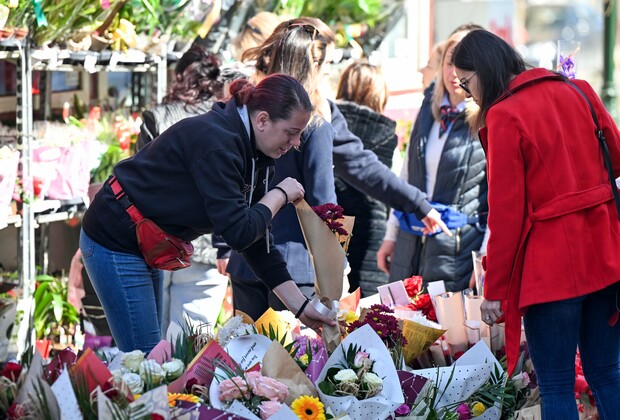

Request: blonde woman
left=377, top=30, right=487, bottom=292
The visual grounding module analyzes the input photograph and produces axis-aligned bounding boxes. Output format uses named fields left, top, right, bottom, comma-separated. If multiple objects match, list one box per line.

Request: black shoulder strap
left=563, top=77, right=620, bottom=220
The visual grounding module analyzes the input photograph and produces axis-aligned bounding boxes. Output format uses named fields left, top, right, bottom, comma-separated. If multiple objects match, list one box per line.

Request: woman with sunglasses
left=452, top=29, right=620, bottom=418
left=377, top=29, right=487, bottom=293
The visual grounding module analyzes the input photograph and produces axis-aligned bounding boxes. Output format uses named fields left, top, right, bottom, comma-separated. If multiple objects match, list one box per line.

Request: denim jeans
left=524, top=283, right=620, bottom=420
left=79, top=229, right=163, bottom=353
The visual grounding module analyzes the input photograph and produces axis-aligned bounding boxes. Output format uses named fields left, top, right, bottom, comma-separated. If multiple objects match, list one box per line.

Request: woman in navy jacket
left=80, top=75, right=336, bottom=352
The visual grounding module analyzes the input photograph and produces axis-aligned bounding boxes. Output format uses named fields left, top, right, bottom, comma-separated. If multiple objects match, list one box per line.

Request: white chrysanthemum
left=216, top=315, right=247, bottom=347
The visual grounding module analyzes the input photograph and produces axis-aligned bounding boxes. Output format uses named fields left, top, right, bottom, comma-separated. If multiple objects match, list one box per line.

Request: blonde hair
left=232, top=12, right=284, bottom=60
left=336, top=61, right=388, bottom=113
left=431, top=32, right=479, bottom=131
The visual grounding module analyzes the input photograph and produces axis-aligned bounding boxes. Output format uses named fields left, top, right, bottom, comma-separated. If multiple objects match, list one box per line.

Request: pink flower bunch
left=311, top=203, right=348, bottom=236
left=219, top=371, right=288, bottom=403
left=218, top=371, right=288, bottom=419
left=347, top=304, right=407, bottom=349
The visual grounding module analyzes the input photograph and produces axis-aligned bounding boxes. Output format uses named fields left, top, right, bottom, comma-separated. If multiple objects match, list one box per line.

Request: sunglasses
left=459, top=72, right=476, bottom=95
left=287, top=21, right=320, bottom=40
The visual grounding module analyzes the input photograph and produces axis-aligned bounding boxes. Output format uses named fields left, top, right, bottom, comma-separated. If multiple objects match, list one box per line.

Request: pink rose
left=259, top=401, right=282, bottom=419
left=246, top=372, right=288, bottom=402
left=353, top=351, right=370, bottom=368
left=218, top=376, right=250, bottom=401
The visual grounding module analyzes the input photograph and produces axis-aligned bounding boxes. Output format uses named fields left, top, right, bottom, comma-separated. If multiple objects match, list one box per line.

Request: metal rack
left=0, top=38, right=168, bottom=356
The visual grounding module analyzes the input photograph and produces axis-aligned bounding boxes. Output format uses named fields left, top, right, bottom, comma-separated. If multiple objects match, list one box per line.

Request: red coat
left=479, top=68, right=620, bottom=373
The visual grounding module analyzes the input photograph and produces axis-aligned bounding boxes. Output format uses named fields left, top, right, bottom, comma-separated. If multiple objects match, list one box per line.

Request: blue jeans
left=79, top=229, right=163, bottom=353
left=524, top=283, right=620, bottom=420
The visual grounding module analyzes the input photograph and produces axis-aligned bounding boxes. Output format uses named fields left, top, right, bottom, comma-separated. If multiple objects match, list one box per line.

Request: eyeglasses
left=459, top=72, right=476, bottom=95
left=287, top=21, right=320, bottom=40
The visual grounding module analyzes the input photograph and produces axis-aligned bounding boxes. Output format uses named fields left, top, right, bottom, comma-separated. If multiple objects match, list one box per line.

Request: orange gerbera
left=167, top=392, right=200, bottom=407
left=291, top=395, right=326, bottom=420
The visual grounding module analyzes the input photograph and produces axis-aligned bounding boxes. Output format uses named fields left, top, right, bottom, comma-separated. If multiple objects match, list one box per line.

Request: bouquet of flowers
left=346, top=304, right=407, bottom=368
left=212, top=358, right=289, bottom=420
left=296, top=199, right=355, bottom=352
left=316, top=324, right=404, bottom=419
left=311, top=203, right=352, bottom=251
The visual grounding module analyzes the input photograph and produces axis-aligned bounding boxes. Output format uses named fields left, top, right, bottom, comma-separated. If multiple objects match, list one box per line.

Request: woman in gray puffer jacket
left=334, top=62, right=397, bottom=297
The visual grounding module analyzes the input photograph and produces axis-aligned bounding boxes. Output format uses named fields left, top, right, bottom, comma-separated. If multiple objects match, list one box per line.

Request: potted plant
left=33, top=274, right=80, bottom=352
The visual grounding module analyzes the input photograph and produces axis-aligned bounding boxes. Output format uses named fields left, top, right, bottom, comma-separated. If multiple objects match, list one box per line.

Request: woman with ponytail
left=81, top=74, right=336, bottom=353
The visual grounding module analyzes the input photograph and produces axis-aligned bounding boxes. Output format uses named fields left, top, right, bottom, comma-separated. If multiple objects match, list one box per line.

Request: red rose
left=425, top=307, right=438, bottom=323
left=403, top=276, right=423, bottom=297
left=7, top=402, right=26, bottom=419
left=1, top=362, right=22, bottom=382
left=414, top=293, right=431, bottom=309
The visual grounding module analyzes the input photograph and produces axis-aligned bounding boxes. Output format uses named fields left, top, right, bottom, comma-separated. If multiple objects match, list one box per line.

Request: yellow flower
left=344, top=311, right=358, bottom=324
left=299, top=354, right=309, bottom=365
left=168, top=393, right=200, bottom=407
left=291, top=395, right=326, bottom=420
left=471, top=401, right=486, bottom=416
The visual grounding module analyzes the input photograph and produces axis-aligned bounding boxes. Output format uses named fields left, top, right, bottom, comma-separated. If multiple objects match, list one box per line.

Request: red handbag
left=108, top=176, right=193, bottom=271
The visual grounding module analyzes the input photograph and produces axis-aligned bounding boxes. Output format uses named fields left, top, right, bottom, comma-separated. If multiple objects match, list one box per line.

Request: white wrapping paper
left=316, top=324, right=404, bottom=420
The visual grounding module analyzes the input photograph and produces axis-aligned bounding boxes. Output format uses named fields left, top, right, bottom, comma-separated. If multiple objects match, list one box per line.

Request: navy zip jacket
left=82, top=98, right=291, bottom=290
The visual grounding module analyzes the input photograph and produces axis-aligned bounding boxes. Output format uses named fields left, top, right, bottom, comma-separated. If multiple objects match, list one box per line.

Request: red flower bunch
left=403, top=276, right=438, bottom=322
left=311, top=203, right=348, bottom=236
left=347, top=304, right=407, bottom=349
left=0, top=362, right=22, bottom=382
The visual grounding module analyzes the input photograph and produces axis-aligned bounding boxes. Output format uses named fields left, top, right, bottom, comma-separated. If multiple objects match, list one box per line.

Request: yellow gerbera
left=168, top=393, right=200, bottom=407
left=291, top=395, right=326, bottom=420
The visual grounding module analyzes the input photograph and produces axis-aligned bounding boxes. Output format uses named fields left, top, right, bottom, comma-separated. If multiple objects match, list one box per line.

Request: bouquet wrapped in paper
left=317, top=324, right=404, bottom=419
left=296, top=200, right=354, bottom=352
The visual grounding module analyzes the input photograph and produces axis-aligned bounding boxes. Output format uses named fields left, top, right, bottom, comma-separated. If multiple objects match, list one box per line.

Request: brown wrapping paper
left=435, top=292, right=468, bottom=356
left=261, top=340, right=317, bottom=404
left=296, top=199, right=354, bottom=352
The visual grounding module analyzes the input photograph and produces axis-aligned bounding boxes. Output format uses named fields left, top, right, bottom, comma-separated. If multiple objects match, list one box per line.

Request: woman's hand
left=216, top=258, right=229, bottom=276
left=273, top=281, right=336, bottom=334
left=421, top=208, right=452, bottom=236
left=481, top=299, right=503, bottom=325
left=276, top=177, right=305, bottom=205
left=376, top=240, right=395, bottom=273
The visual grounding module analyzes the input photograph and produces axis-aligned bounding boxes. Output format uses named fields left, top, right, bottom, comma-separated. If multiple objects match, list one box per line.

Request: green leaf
left=318, top=379, right=336, bottom=395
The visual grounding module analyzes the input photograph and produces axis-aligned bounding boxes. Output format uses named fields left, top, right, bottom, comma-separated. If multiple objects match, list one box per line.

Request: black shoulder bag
left=563, top=78, right=620, bottom=220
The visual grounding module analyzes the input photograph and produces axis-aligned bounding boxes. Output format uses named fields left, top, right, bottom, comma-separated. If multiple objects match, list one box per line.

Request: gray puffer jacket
left=389, top=89, right=487, bottom=291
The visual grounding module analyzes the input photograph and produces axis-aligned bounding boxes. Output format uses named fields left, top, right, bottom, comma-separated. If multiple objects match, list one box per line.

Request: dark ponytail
left=230, top=74, right=313, bottom=122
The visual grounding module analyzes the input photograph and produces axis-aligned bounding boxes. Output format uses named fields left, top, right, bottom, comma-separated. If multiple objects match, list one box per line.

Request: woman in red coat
left=452, top=30, right=620, bottom=419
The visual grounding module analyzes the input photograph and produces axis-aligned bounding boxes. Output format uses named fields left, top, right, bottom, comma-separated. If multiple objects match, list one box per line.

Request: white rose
left=139, top=359, right=166, bottom=385
left=334, top=369, right=358, bottom=383
left=162, top=358, right=185, bottom=380
left=122, top=372, right=144, bottom=395
left=121, top=350, right=144, bottom=372
left=110, top=369, right=125, bottom=385
left=363, top=372, right=383, bottom=388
